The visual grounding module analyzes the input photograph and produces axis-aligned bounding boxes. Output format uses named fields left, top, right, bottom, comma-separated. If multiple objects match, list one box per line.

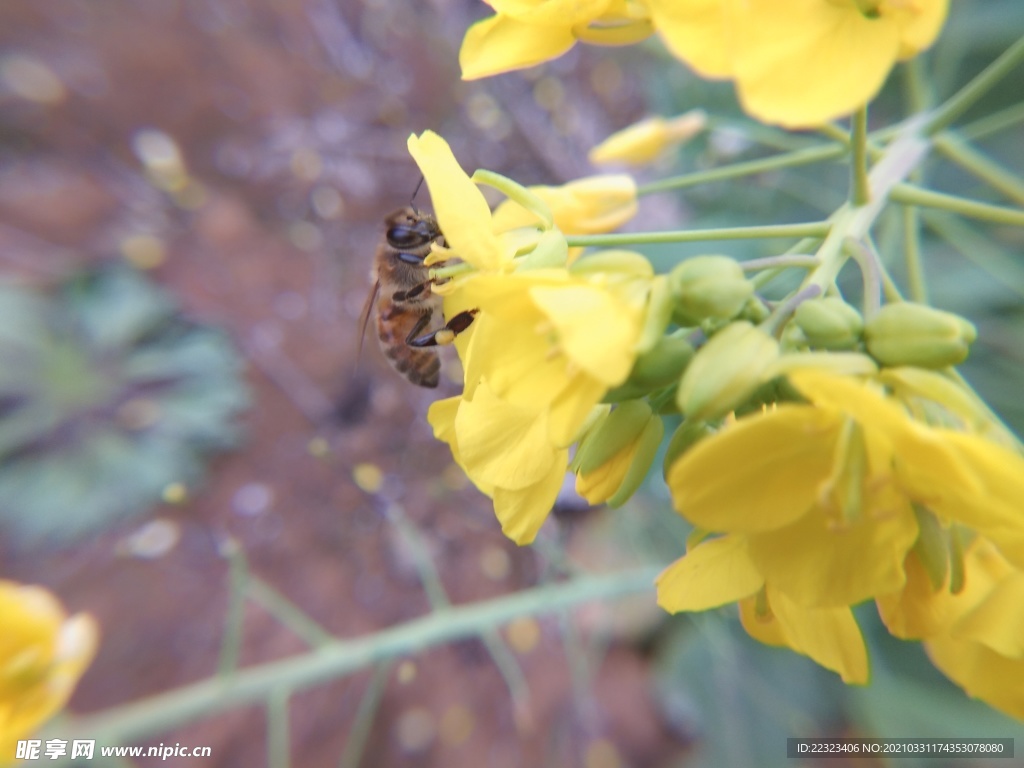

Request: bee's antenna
left=409, top=175, right=425, bottom=211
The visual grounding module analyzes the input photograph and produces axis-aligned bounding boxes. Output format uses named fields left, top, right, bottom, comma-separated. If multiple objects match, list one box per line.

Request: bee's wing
left=356, top=279, right=381, bottom=366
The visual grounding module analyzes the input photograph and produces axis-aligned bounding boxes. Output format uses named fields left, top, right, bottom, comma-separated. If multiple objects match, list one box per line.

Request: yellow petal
left=927, top=634, right=1024, bottom=721
left=747, top=498, right=918, bottom=608
left=953, top=571, right=1024, bottom=659
left=491, top=175, right=638, bottom=234
left=656, top=535, right=763, bottom=612
left=491, top=0, right=614, bottom=25
left=455, top=382, right=560, bottom=490
left=890, top=0, right=949, bottom=58
left=647, top=0, right=732, bottom=78
left=743, top=588, right=869, bottom=684
left=931, top=432, right=1024, bottom=570
left=667, top=406, right=842, bottom=532
left=492, top=451, right=569, bottom=544
left=588, top=111, right=707, bottom=166
left=459, top=14, right=576, bottom=80
left=547, top=374, right=608, bottom=447
left=428, top=396, right=495, bottom=495
left=407, top=131, right=506, bottom=271
left=530, top=283, right=639, bottom=384
left=731, top=0, right=900, bottom=127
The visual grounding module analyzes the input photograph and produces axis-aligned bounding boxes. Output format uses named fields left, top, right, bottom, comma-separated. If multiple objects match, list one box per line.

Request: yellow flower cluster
left=658, top=368, right=1024, bottom=716
left=408, top=131, right=1024, bottom=721
left=460, top=0, right=949, bottom=127
left=0, top=581, right=97, bottom=763
left=410, top=131, right=651, bottom=544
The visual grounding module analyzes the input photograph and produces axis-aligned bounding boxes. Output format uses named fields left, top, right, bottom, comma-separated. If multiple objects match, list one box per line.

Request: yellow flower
left=429, top=386, right=569, bottom=544
left=407, top=131, right=513, bottom=272
left=655, top=535, right=869, bottom=682
left=490, top=174, right=638, bottom=236
left=574, top=400, right=664, bottom=507
left=0, top=582, right=98, bottom=759
left=458, top=267, right=651, bottom=446
left=588, top=111, right=707, bottom=166
left=880, top=540, right=1024, bottom=720
left=718, top=0, right=949, bottom=127
left=459, top=0, right=654, bottom=80
left=665, top=370, right=1024, bottom=610
left=740, top=588, right=869, bottom=684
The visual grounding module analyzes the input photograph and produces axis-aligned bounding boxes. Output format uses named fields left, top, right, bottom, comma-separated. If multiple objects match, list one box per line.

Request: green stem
left=902, top=55, right=933, bottom=116
left=958, top=101, right=1024, bottom=142
left=62, top=567, right=661, bottom=748
left=842, top=238, right=882, bottom=318
left=246, top=576, right=334, bottom=649
left=565, top=222, right=830, bottom=248
left=920, top=212, right=1024, bottom=300
left=902, top=205, right=927, bottom=303
left=890, top=183, right=1024, bottom=227
left=218, top=540, right=249, bottom=678
left=804, top=117, right=931, bottom=295
left=338, top=663, right=392, bottom=768
left=934, top=133, right=1024, bottom=207
left=750, top=237, right=823, bottom=290
left=850, top=107, right=870, bottom=206
left=267, top=689, right=291, bottom=768
left=386, top=510, right=530, bottom=712
left=637, top=144, right=847, bottom=196
left=924, top=35, right=1024, bottom=135
left=741, top=255, right=820, bottom=272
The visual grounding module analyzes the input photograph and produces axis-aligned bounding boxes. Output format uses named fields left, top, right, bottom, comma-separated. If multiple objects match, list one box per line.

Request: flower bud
left=635, top=275, right=673, bottom=354
left=588, top=111, right=707, bottom=166
left=792, top=297, right=863, bottom=350
left=677, top=322, right=779, bottom=421
left=669, top=255, right=753, bottom=325
left=662, top=420, right=713, bottom=477
left=574, top=400, right=652, bottom=476
left=576, top=403, right=664, bottom=507
left=629, top=334, right=695, bottom=389
left=491, top=174, right=637, bottom=235
left=864, top=303, right=976, bottom=368
left=570, top=249, right=653, bottom=278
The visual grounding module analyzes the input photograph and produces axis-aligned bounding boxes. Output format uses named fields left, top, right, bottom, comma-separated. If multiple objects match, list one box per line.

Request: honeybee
left=361, top=207, right=476, bottom=388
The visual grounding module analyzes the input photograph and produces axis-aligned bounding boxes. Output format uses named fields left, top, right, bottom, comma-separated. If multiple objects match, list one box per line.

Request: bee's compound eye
left=386, top=221, right=438, bottom=249
left=396, top=251, right=425, bottom=265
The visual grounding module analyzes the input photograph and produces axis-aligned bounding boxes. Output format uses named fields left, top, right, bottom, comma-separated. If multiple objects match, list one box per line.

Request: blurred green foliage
left=0, top=265, right=249, bottom=544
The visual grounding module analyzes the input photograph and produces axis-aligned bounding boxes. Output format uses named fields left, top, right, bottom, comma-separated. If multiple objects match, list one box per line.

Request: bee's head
left=385, top=208, right=441, bottom=250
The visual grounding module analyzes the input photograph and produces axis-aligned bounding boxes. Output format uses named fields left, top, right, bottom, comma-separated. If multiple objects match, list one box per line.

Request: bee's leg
left=402, top=311, right=434, bottom=346
left=392, top=281, right=431, bottom=304
left=408, top=310, right=478, bottom=348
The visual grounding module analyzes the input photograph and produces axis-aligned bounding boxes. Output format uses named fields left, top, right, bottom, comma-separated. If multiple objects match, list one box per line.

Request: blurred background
left=1, top=1, right=1023, bottom=766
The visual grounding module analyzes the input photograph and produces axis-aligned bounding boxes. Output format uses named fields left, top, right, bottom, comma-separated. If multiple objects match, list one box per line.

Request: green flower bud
left=669, top=255, right=753, bottom=324
left=575, top=402, right=663, bottom=508
left=628, top=334, right=695, bottom=389
left=570, top=249, right=653, bottom=278
left=793, top=297, right=863, bottom=350
left=662, top=420, right=713, bottom=477
left=574, top=400, right=652, bottom=476
left=604, top=415, right=664, bottom=508
left=635, top=275, right=673, bottom=354
left=864, top=302, right=976, bottom=368
left=766, top=351, right=877, bottom=380
left=676, top=321, right=779, bottom=421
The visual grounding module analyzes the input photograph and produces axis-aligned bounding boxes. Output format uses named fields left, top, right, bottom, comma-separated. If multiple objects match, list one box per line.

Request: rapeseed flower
left=461, top=1, right=948, bottom=128
left=459, top=0, right=654, bottom=80
left=879, top=539, right=1024, bottom=720
left=0, top=582, right=98, bottom=761
left=659, top=368, right=1024, bottom=680
left=710, top=0, right=950, bottom=127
